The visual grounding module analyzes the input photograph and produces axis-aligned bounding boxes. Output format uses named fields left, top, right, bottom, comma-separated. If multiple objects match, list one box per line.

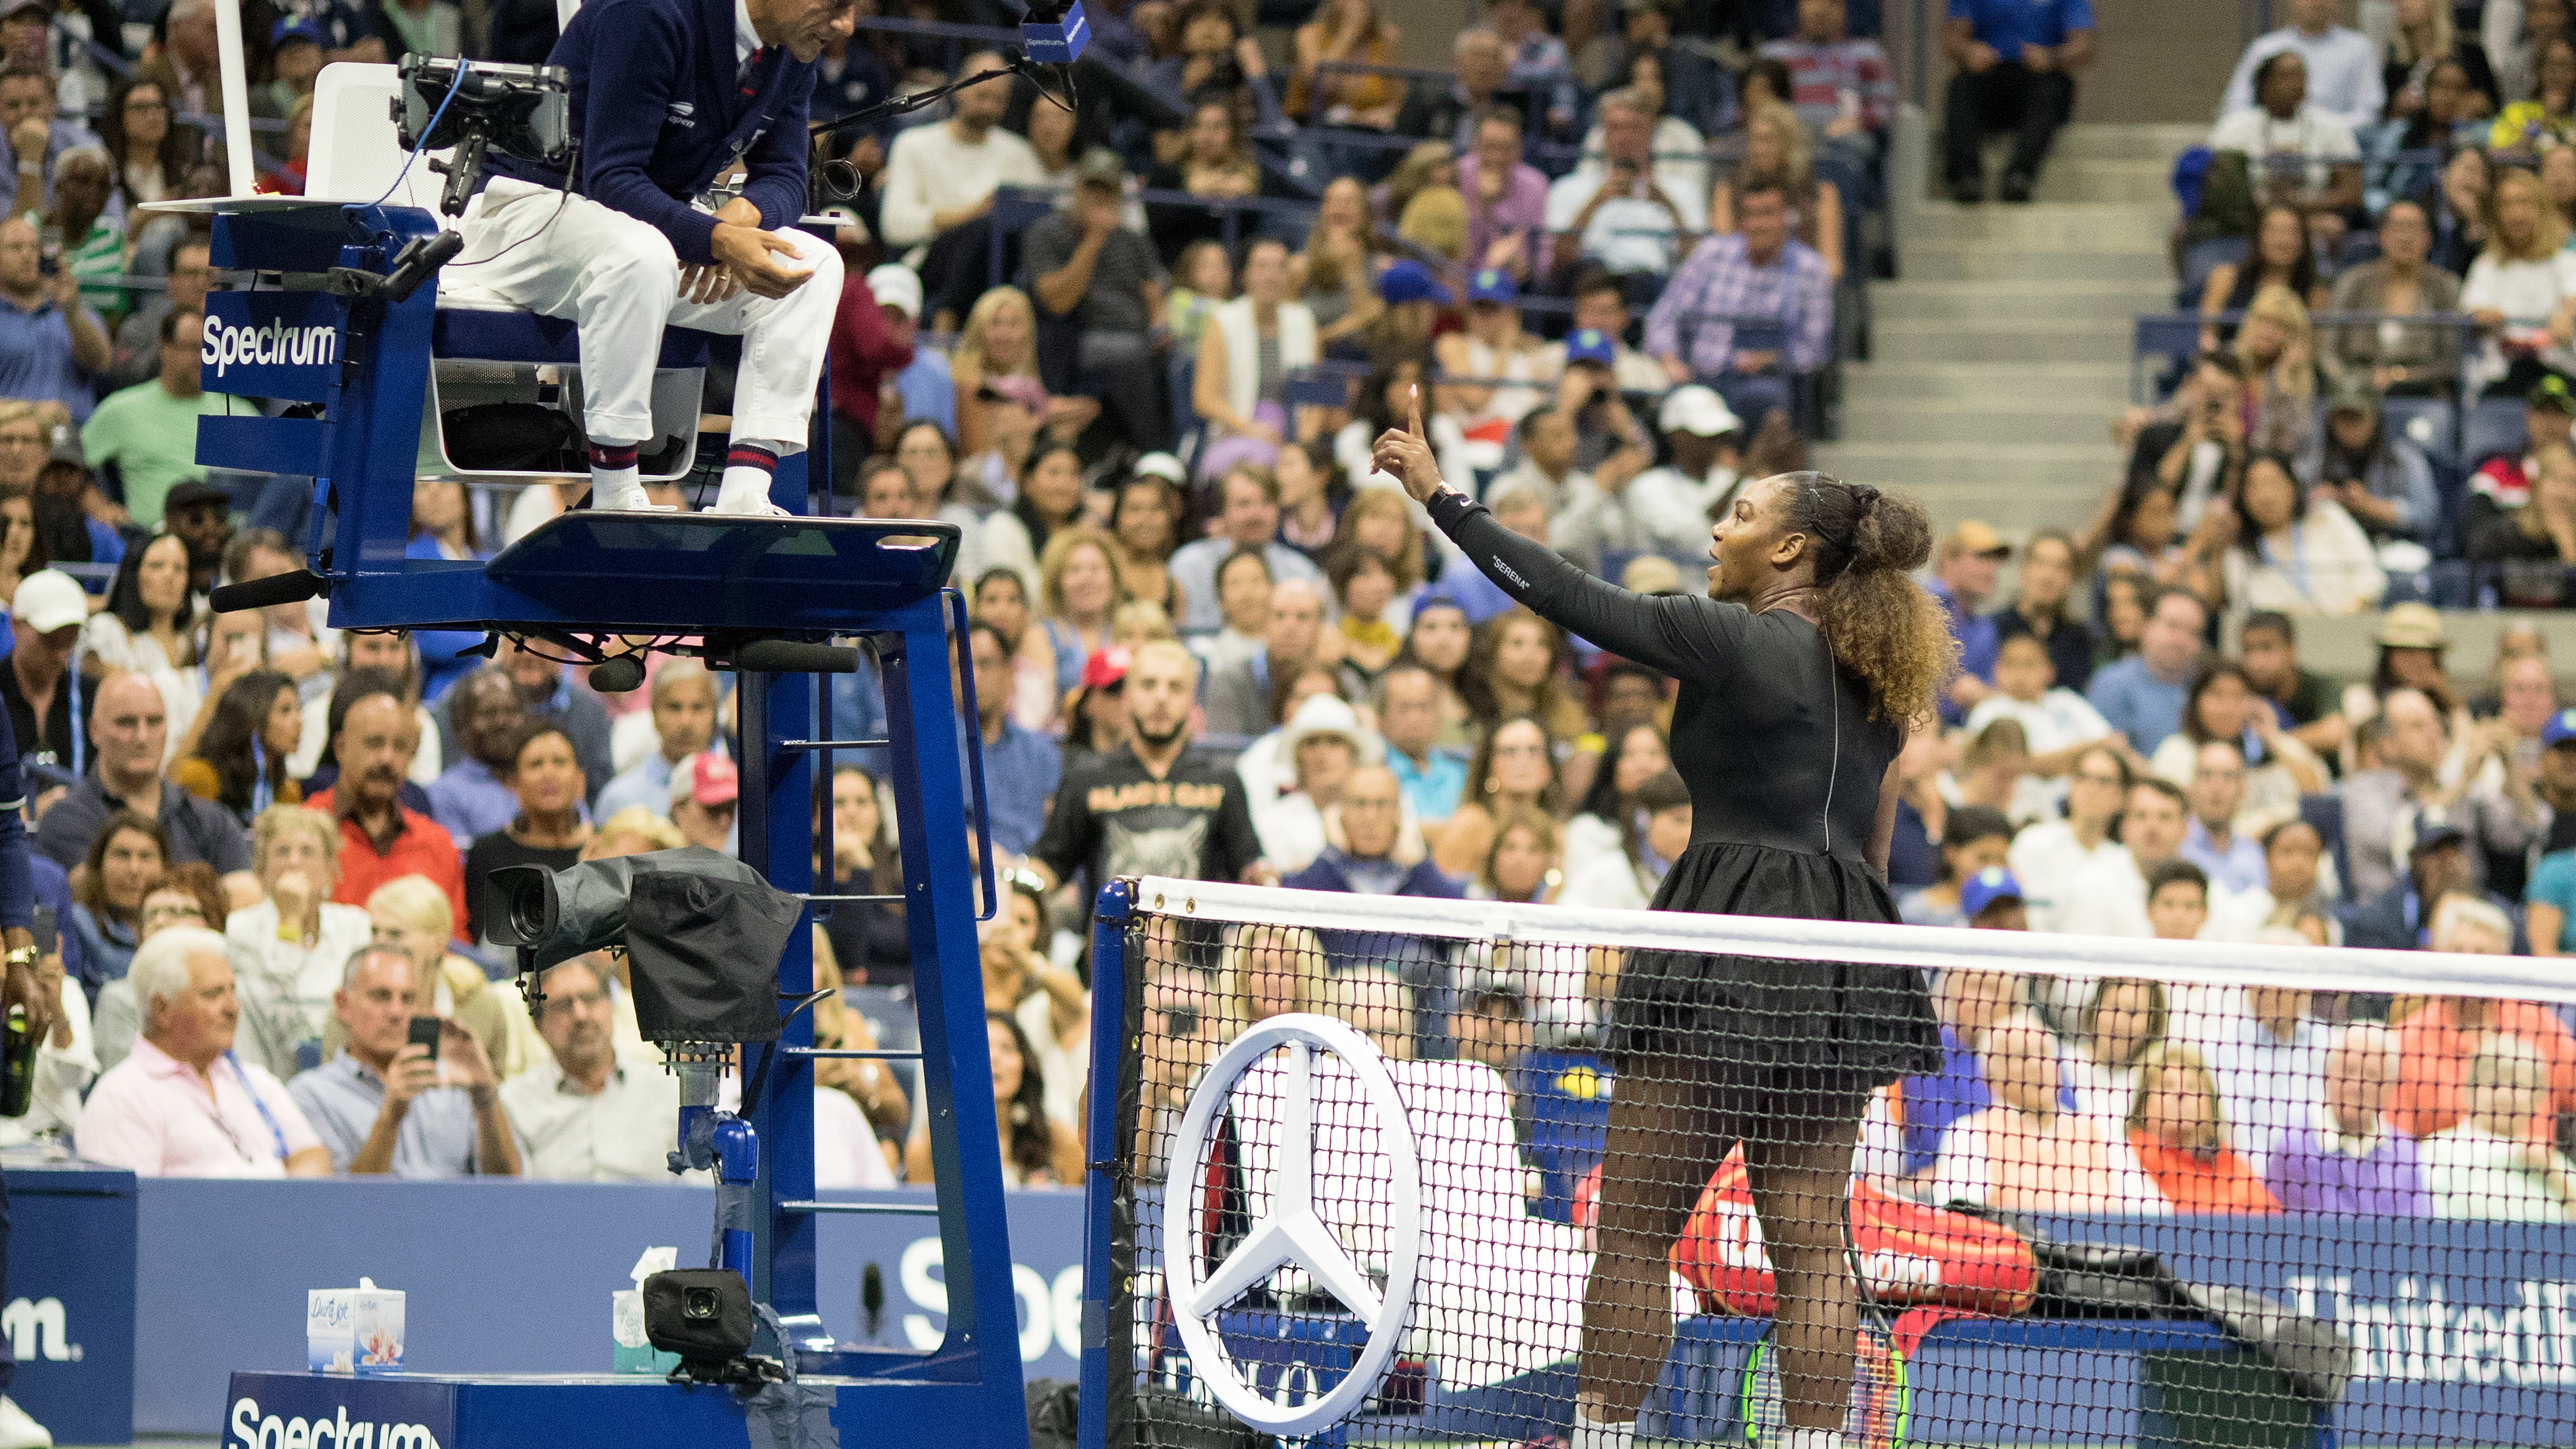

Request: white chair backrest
left=307, top=62, right=459, bottom=211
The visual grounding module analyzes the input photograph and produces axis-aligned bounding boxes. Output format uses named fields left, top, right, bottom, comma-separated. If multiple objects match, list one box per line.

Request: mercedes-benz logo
left=1165, top=1013, right=1425, bottom=1436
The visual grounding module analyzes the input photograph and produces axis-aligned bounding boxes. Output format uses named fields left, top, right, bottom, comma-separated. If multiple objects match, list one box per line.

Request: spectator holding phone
left=1546, top=89, right=1702, bottom=294
left=288, top=944, right=521, bottom=1178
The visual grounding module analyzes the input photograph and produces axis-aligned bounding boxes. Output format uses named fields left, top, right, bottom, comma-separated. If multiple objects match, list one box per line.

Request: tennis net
left=1094, top=876, right=2576, bottom=1449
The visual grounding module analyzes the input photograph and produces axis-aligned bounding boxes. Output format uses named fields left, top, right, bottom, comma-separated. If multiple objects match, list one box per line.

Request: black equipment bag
left=439, top=402, right=580, bottom=472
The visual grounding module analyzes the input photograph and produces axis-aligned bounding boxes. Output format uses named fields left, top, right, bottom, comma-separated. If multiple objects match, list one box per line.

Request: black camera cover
left=626, top=855, right=804, bottom=1043
left=644, top=1268, right=756, bottom=1365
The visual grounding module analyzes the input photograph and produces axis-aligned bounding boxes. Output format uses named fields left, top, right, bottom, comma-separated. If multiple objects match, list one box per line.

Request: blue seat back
left=2382, top=395, right=2457, bottom=471
left=1521, top=1050, right=1612, bottom=1225
left=431, top=309, right=714, bottom=369
left=2299, top=793, right=2351, bottom=909
left=2464, top=395, right=2529, bottom=469
left=2179, top=237, right=2249, bottom=309
left=2133, top=313, right=2203, bottom=403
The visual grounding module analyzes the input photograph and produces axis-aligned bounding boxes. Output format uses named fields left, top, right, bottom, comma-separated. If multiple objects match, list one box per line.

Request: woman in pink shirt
left=1931, top=1014, right=2171, bottom=1216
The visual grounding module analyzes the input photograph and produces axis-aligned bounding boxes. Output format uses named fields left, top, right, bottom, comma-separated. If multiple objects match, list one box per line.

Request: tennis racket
left=1736, top=1246, right=1911, bottom=1449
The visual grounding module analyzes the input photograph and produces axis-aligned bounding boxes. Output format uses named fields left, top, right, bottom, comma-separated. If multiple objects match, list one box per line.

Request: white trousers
left=451, top=178, right=843, bottom=449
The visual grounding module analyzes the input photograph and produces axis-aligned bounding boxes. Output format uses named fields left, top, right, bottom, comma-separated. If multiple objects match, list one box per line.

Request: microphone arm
left=809, top=2, right=1087, bottom=143
left=808, top=61, right=1025, bottom=143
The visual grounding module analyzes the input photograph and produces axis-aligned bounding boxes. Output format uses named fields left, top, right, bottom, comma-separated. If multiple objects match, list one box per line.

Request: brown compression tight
left=1577, top=1055, right=1870, bottom=1432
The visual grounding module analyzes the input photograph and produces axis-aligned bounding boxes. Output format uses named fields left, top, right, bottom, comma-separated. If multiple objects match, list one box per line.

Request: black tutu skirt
left=1609, top=841, right=1945, bottom=1085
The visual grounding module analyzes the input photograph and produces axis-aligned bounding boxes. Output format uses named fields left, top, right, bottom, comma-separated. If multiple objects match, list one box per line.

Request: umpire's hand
left=710, top=222, right=818, bottom=300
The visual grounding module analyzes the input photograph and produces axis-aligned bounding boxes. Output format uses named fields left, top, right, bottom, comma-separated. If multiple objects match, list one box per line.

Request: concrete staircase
left=1822, top=123, right=2207, bottom=547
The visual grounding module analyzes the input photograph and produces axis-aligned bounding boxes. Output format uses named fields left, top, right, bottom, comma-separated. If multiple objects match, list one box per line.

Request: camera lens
left=684, top=1287, right=719, bottom=1320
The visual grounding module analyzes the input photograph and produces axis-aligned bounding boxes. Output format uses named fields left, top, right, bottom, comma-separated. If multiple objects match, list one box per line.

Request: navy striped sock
left=587, top=439, right=644, bottom=507
left=716, top=439, right=789, bottom=512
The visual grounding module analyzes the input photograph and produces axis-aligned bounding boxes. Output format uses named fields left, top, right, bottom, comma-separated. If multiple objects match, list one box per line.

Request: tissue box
left=309, top=1279, right=405, bottom=1375
left=612, top=1289, right=682, bottom=1375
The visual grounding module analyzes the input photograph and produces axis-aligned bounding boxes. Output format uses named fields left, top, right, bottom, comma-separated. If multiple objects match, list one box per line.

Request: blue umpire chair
left=171, top=51, right=1037, bottom=1449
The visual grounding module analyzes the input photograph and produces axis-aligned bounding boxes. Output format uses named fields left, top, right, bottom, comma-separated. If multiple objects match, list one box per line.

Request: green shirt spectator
left=29, top=209, right=124, bottom=318
left=29, top=145, right=124, bottom=320
left=82, top=310, right=227, bottom=529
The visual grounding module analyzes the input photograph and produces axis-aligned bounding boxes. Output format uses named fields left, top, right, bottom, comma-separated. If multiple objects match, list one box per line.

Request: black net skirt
left=1608, top=840, right=1945, bottom=1083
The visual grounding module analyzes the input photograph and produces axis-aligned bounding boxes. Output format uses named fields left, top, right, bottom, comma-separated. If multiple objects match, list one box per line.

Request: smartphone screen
left=407, top=1015, right=443, bottom=1063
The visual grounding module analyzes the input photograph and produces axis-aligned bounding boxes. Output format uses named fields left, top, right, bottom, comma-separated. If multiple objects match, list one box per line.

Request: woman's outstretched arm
left=1372, top=390, right=1742, bottom=680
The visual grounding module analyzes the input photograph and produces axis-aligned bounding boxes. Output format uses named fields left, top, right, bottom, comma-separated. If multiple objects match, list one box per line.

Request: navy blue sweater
left=491, top=0, right=816, bottom=266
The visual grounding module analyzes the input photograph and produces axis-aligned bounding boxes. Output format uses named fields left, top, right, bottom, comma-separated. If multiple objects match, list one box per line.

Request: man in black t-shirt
left=1026, top=150, right=1168, bottom=453
left=1029, top=640, right=1266, bottom=902
left=0, top=570, right=97, bottom=773
left=2240, top=611, right=2346, bottom=765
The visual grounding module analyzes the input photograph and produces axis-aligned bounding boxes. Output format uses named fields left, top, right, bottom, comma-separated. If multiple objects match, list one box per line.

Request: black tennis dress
left=1427, top=490, right=1943, bottom=1086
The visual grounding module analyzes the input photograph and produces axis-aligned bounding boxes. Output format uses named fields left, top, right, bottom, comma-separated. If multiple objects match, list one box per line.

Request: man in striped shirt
left=1761, top=0, right=1895, bottom=156
left=1641, top=180, right=1832, bottom=427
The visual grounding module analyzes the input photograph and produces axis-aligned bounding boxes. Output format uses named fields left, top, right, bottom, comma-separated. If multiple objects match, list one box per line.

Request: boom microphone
left=211, top=570, right=323, bottom=615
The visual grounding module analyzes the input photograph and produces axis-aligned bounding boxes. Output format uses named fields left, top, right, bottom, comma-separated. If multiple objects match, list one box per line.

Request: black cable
left=447, top=141, right=581, bottom=274
left=809, top=56, right=1052, bottom=142
left=503, top=630, right=670, bottom=668
left=443, top=183, right=572, bottom=272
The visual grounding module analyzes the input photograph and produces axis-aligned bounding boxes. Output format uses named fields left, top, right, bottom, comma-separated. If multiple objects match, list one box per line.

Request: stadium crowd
left=0, top=0, right=2567, bottom=1255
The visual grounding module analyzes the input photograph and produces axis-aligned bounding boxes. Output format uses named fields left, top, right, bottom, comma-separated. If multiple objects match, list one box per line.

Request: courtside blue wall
left=118, top=1180, right=1085, bottom=1435
left=14, top=1170, right=2576, bottom=1443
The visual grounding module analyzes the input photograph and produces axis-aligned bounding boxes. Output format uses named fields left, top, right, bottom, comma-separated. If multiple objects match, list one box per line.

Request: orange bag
left=1575, top=1150, right=2039, bottom=1317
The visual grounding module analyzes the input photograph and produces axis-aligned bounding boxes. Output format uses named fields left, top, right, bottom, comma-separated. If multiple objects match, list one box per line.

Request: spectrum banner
left=201, top=290, right=343, bottom=403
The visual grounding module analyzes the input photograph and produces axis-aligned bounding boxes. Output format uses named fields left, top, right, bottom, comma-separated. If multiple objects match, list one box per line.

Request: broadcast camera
left=488, top=848, right=807, bottom=1384
left=394, top=56, right=576, bottom=217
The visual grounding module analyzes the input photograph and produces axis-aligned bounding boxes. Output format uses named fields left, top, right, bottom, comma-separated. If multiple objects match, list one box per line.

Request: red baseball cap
left=1079, top=647, right=1132, bottom=692
left=669, top=751, right=740, bottom=809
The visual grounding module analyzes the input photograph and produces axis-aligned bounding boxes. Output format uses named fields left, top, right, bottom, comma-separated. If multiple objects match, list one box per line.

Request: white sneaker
left=0, top=1394, right=56, bottom=1449
left=593, top=494, right=677, bottom=514
left=710, top=475, right=791, bottom=516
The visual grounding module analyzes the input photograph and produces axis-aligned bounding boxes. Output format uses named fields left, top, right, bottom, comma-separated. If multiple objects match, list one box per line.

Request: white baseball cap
left=865, top=265, right=923, bottom=321
left=1278, top=694, right=1381, bottom=765
left=11, top=570, right=87, bottom=635
left=1131, top=452, right=1188, bottom=485
left=1658, top=385, right=1742, bottom=438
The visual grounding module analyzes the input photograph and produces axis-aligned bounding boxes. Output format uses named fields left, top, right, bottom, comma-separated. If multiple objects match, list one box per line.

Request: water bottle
left=2, top=1004, right=38, bottom=1118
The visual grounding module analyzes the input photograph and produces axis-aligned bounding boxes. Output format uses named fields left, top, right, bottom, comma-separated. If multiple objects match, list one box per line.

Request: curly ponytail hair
left=1775, top=471, right=1958, bottom=723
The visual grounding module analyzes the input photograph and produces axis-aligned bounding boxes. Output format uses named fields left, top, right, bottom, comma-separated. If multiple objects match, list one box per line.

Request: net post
left=1081, top=877, right=1136, bottom=1449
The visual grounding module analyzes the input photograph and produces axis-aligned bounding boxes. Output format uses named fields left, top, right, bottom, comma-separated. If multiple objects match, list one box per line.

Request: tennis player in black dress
left=1374, top=400, right=1953, bottom=1449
